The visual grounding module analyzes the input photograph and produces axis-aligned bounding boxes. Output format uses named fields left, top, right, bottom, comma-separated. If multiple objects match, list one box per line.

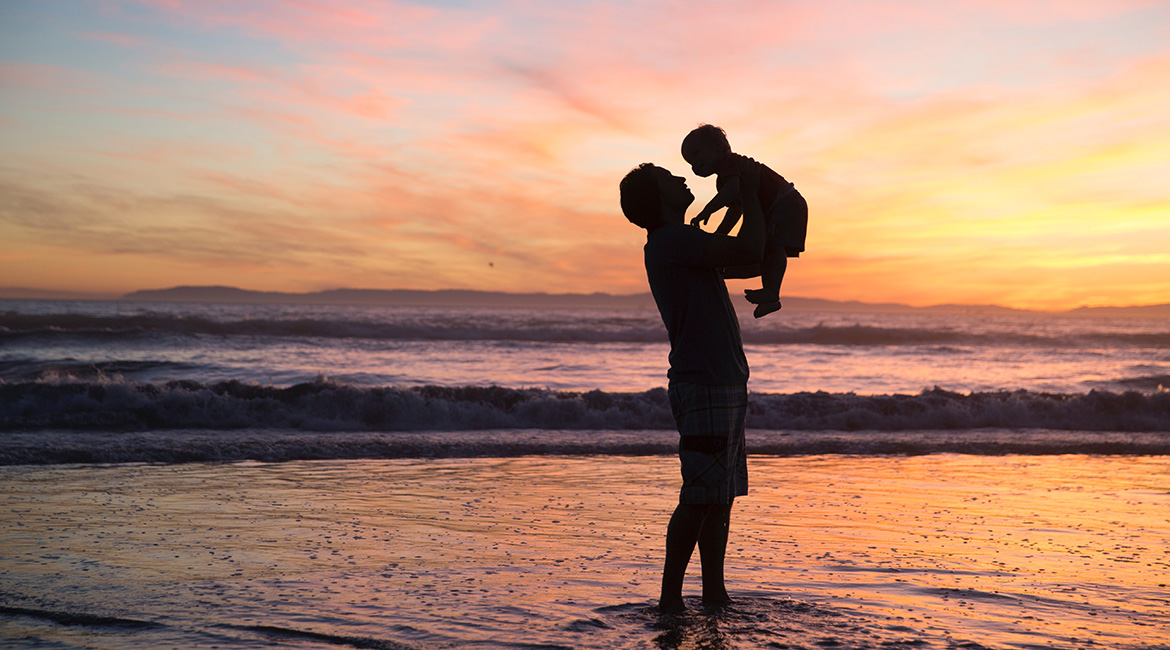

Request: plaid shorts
left=668, top=381, right=748, bottom=505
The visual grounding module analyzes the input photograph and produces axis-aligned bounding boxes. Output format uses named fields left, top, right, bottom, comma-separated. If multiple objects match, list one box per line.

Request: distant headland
left=113, top=286, right=1170, bottom=317
left=122, top=286, right=655, bottom=310
left=2, top=285, right=1166, bottom=316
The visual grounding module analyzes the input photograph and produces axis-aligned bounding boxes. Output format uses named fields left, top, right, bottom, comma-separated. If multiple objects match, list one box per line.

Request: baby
left=682, top=124, right=808, bottom=318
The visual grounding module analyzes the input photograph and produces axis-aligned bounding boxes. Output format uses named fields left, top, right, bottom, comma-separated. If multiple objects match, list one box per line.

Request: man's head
left=620, top=163, right=693, bottom=231
left=681, top=124, right=731, bottom=178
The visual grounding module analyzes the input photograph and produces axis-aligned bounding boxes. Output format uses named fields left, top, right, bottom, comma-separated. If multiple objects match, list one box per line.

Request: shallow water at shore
left=2, top=454, right=1169, bottom=649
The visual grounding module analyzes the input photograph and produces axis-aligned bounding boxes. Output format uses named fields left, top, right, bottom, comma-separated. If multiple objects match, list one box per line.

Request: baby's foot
left=753, top=302, right=782, bottom=319
left=744, top=288, right=779, bottom=305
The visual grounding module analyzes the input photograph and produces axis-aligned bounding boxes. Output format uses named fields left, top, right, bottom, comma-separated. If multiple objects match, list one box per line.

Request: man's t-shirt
left=644, top=223, right=749, bottom=386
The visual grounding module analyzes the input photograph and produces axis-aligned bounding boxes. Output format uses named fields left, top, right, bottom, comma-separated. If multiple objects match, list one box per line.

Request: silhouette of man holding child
left=620, top=125, right=790, bottom=613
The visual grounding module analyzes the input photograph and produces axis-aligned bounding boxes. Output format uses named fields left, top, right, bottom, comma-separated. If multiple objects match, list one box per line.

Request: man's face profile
left=655, top=167, right=694, bottom=220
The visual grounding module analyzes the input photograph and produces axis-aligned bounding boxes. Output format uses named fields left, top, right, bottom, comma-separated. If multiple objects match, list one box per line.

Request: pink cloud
left=158, top=60, right=270, bottom=83
left=91, top=136, right=253, bottom=168
left=965, top=0, right=1163, bottom=24
left=131, top=0, right=495, bottom=51
left=156, top=58, right=408, bottom=127
left=7, top=0, right=1168, bottom=304
left=0, top=62, right=107, bottom=93
left=81, top=30, right=150, bottom=46
left=285, top=76, right=406, bottom=121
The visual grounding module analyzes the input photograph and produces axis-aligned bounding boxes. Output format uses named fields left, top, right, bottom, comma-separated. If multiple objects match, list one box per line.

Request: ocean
left=1, top=298, right=1168, bottom=649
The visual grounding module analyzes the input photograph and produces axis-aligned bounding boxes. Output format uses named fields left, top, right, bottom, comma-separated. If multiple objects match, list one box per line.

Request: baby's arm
left=713, top=204, right=742, bottom=235
left=690, top=193, right=732, bottom=227
left=689, top=175, right=742, bottom=228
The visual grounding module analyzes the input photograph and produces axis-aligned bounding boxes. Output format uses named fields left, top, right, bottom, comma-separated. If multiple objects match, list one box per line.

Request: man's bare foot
left=743, top=288, right=778, bottom=305
left=657, top=597, right=686, bottom=614
left=702, top=590, right=731, bottom=607
left=753, top=302, right=782, bottom=319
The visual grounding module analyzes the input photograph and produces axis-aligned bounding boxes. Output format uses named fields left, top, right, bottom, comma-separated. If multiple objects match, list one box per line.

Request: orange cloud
left=3, top=0, right=1168, bottom=307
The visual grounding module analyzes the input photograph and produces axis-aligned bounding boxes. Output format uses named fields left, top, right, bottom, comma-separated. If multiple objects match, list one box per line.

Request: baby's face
left=683, top=143, right=721, bottom=178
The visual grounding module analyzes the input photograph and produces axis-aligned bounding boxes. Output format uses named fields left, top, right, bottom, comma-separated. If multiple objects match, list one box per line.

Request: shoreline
left=3, top=428, right=1170, bottom=466
left=2, top=455, right=1167, bottom=649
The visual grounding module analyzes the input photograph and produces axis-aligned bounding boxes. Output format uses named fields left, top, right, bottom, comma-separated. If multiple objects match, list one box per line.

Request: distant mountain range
left=121, top=286, right=654, bottom=310
left=104, top=285, right=1170, bottom=317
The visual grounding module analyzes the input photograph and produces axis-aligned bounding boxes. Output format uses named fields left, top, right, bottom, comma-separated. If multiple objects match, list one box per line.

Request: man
left=619, top=160, right=765, bottom=613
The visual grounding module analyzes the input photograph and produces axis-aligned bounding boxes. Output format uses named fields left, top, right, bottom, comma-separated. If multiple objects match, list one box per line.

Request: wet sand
left=2, top=453, right=1168, bottom=649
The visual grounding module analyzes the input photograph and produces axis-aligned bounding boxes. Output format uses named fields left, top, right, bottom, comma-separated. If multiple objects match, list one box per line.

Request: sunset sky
left=2, top=0, right=1168, bottom=309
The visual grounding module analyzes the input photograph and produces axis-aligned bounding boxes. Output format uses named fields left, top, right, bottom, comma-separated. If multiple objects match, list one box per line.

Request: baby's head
left=681, top=124, right=731, bottom=178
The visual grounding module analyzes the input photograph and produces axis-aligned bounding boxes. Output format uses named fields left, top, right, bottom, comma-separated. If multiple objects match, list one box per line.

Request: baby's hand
left=690, top=212, right=711, bottom=227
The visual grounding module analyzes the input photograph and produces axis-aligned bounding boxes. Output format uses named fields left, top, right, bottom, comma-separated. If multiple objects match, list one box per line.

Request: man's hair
left=619, top=163, right=662, bottom=230
left=681, top=123, right=730, bottom=156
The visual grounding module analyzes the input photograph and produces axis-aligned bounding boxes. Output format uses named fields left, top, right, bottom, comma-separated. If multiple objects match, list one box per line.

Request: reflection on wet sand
left=1, top=455, right=1167, bottom=648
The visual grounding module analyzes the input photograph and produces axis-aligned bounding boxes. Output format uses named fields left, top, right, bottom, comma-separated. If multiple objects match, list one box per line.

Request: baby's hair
left=682, top=124, right=730, bottom=156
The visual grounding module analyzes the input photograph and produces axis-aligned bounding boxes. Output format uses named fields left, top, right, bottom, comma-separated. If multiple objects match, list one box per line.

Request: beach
left=3, top=453, right=1168, bottom=649
left=2, top=298, right=1169, bottom=647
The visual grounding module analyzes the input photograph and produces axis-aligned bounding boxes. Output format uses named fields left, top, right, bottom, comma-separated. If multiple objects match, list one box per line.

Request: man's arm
left=700, top=160, right=764, bottom=267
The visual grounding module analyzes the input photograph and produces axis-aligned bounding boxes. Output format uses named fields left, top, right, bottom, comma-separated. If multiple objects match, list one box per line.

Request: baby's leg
left=744, top=246, right=785, bottom=304
left=761, top=248, right=786, bottom=299
left=749, top=246, right=785, bottom=318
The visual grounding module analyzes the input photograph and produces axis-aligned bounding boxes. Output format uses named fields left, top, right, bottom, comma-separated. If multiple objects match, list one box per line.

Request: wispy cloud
left=81, top=30, right=151, bottom=47
left=1, top=0, right=1168, bottom=307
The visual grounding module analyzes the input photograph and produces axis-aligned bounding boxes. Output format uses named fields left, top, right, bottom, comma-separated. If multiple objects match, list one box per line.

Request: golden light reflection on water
left=741, top=455, right=1170, bottom=646
left=1, top=454, right=1168, bottom=648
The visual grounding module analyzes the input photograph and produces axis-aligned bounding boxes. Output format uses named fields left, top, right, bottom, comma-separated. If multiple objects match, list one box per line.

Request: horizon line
left=1, top=284, right=1167, bottom=315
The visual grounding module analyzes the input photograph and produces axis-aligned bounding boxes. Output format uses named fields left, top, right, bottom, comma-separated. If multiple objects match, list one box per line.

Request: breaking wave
left=2, top=379, right=1168, bottom=464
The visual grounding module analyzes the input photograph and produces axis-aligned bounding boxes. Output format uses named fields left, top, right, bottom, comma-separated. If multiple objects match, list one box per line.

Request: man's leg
left=661, top=382, right=747, bottom=612
left=660, top=503, right=717, bottom=612
left=698, top=501, right=733, bottom=605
